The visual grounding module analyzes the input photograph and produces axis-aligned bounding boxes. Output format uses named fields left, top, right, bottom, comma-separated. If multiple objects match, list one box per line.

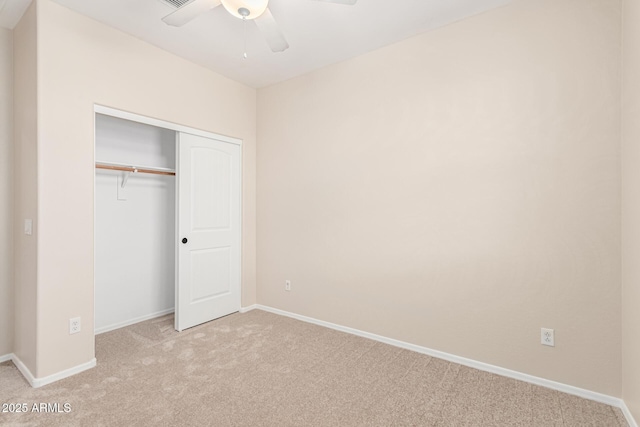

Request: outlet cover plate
left=541, top=328, right=554, bottom=347
left=70, top=317, right=81, bottom=335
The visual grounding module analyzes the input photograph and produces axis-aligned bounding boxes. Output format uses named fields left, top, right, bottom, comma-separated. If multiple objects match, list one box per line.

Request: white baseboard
left=11, top=353, right=97, bottom=388
left=11, top=353, right=36, bottom=386
left=31, top=358, right=97, bottom=388
left=0, top=353, right=12, bottom=363
left=239, top=304, right=257, bottom=313
left=95, top=308, right=175, bottom=335
left=254, top=304, right=637, bottom=427
left=622, top=401, right=639, bottom=427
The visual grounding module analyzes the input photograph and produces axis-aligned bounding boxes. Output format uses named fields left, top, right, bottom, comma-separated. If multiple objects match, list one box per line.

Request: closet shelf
left=95, top=162, right=176, bottom=176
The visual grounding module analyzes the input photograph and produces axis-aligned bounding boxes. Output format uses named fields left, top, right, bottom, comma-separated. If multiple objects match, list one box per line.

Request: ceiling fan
left=162, top=0, right=358, bottom=53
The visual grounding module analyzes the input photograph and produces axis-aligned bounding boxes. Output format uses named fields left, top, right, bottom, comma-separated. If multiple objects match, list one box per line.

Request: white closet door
left=176, top=132, right=241, bottom=331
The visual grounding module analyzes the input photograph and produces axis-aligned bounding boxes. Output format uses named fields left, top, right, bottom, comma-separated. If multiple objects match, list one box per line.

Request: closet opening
left=94, top=113, right=177, bottom=334
left=93, top=106, right=242, bottom=338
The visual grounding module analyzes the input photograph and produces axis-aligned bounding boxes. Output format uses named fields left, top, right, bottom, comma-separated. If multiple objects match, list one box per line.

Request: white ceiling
left=3, top=0, right=513, bottom=88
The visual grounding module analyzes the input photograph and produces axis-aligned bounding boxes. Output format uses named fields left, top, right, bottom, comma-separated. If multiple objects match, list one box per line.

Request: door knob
left=182, top=238, right=188, bottom=244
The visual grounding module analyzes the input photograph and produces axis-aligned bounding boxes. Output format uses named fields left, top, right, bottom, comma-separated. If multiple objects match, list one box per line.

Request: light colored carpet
left=0, top=310, right=628, bottom=426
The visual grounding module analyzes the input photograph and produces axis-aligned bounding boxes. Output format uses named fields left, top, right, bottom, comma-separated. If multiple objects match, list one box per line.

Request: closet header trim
left=94, top=105, right=243, bottom=147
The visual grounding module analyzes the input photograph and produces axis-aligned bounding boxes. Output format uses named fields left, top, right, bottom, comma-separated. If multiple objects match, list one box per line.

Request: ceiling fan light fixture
left=220, top=0, right=269, bottom=20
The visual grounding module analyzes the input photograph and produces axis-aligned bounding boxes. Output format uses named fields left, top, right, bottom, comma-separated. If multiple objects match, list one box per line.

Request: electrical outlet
left=541, top=328, right=554, bottom=347
left=285, top=280, right=291, bottom=291
left=70, top=317, right=81, bottom=335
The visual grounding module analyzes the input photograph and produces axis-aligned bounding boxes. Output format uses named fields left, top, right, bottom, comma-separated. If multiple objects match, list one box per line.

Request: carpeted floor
left=0, top=310, right=629, bottom=426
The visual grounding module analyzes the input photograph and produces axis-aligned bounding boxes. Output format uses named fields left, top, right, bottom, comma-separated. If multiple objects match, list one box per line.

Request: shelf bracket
left=120, top=168, right=138, bottom=189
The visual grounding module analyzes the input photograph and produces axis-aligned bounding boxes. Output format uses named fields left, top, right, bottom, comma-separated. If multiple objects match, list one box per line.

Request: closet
left=94, top=109, right=241, bottom=334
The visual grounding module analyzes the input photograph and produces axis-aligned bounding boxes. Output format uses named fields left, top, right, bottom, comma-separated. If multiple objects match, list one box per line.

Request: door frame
left=92, top=104, right=243, bottom=338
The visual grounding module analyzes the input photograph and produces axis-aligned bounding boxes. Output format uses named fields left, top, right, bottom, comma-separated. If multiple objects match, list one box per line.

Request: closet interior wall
left=95, top=114, right=176, bottom=333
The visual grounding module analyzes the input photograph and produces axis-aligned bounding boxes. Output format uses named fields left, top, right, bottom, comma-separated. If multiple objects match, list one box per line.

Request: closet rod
left=95, top=162, right=176, bottom=176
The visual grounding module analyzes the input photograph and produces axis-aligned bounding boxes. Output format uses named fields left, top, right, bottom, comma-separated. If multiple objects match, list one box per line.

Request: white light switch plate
left=24, top=219, right=32, bottom=235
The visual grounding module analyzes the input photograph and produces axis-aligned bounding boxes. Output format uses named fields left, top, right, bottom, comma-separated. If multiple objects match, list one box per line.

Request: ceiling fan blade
left=162, top=0, right=222, bottom=27
left=312, top=0, right=357, bottom=5
left=254, top=8, right=289, bottom=53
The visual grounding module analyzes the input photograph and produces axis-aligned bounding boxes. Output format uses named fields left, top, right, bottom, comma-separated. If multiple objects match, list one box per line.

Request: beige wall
left=33, top=0, right=256, bottom=377
left=622, top=0, right=640, bottom=421
left=0, top=28, right=14, bottom=358
left=12, top=2, right=38, bottom=373
left=257, top=0, right=622, bottom=396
